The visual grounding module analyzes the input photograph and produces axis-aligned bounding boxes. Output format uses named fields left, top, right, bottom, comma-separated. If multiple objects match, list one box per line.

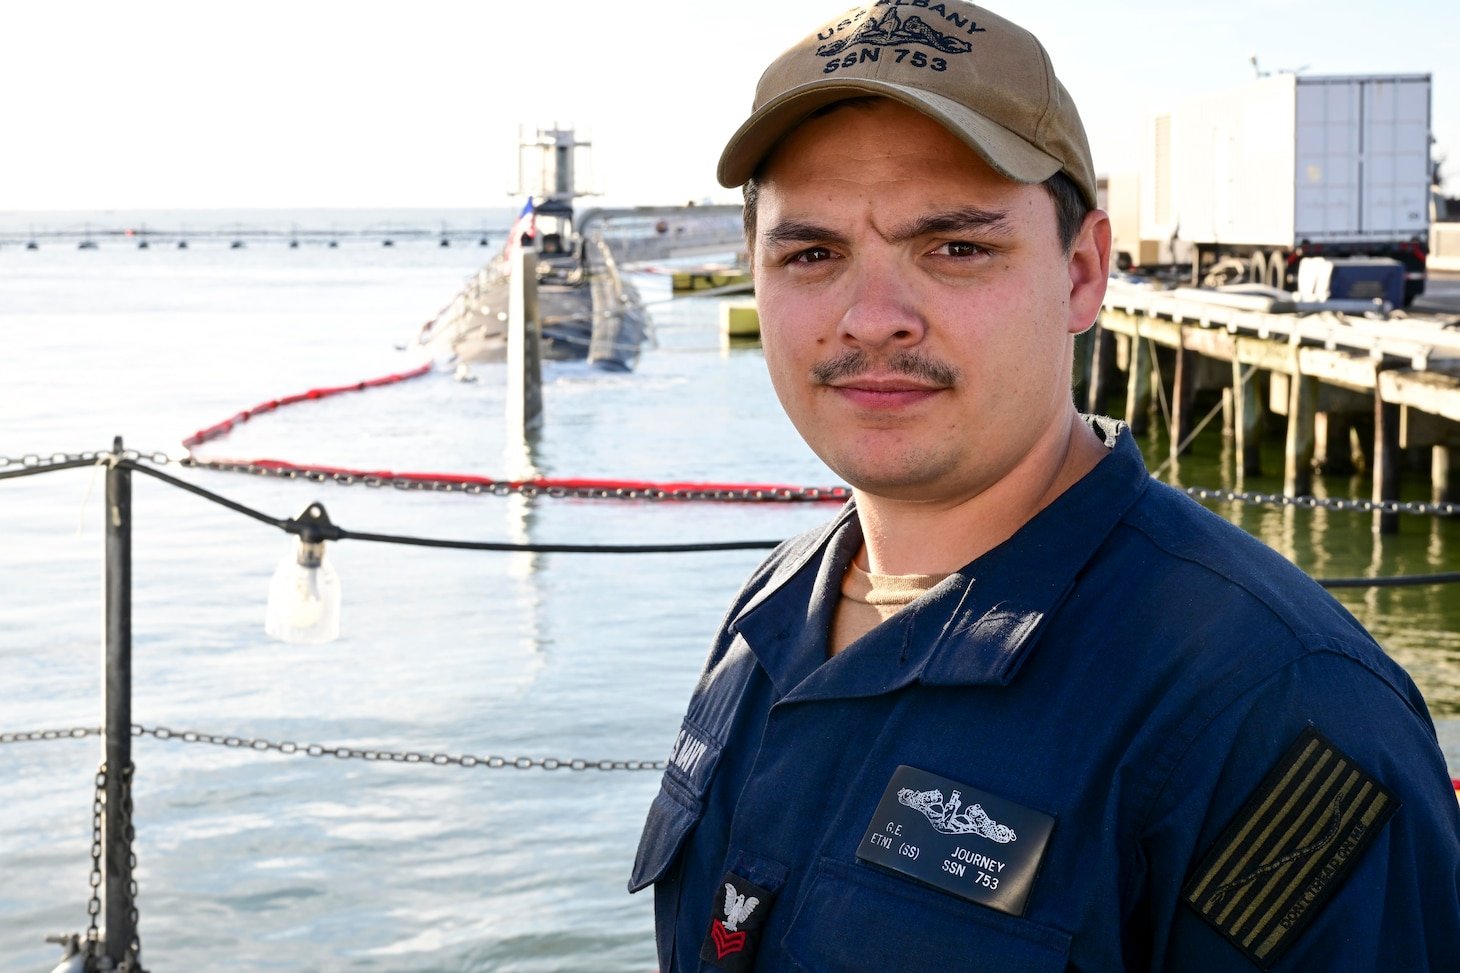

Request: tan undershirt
left=829, top=562, right=951, bottom=655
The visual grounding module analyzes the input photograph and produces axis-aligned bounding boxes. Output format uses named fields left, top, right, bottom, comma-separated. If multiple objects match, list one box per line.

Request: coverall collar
left=732, top=417, right=1148, bottom=700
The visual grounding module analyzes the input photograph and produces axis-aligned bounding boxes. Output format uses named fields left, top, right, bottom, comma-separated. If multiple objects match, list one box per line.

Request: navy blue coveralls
left=630, top=419, right=1460, bottom=971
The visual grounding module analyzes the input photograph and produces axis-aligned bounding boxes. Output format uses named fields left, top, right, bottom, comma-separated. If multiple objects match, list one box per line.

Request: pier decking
left=1087, top=275, right=1460, bottom=531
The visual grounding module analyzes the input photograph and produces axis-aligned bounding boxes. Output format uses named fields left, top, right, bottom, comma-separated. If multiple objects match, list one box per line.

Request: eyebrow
left=759, top=208, right=1013, bottom=250
left=889, top=208, right=1013, bottom=242
left=760, top=219, right=847, bottom=250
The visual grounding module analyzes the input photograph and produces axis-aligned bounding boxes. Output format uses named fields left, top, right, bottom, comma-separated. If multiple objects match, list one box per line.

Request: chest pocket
left=783, top=858, right=1072, bottom=972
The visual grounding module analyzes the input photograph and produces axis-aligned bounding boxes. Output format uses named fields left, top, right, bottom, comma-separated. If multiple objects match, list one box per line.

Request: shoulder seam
left=1118, top=512, right=1304, bottom=644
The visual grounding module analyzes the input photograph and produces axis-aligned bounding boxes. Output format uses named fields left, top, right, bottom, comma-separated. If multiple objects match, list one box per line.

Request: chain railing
left=0, top=449, right=171, bottom=473
left=180, top=456, right=851, bottom=503
left=4, top=440, right=1458, bottom=968
left=1, top=724, right=667, bottom=771
left=0, top=727, right=100, bottom=744
left=1182, top=484, right=1460, bottom=518
left=7, top=448, right=1456, bottom=517
left=84, top=763, right=143, bottom=967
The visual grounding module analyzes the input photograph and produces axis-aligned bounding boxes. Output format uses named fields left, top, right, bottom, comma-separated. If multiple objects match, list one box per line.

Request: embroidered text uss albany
left=817, top=0, right=991, bottom=44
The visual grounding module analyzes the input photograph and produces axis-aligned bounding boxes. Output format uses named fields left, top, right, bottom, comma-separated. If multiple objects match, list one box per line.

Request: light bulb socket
left=290, top=502, right=340, bottom=546
left=296, top=539, right=326, bottom=568
left=266, top=505, right=343, bottom=646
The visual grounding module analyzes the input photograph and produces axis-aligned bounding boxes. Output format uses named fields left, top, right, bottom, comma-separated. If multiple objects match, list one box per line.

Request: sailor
left=630, top=2, right=1460, bottom=970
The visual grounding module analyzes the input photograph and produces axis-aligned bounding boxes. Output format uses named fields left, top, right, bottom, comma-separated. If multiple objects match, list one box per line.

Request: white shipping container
left=1142, top=74, right=1431, bottom=249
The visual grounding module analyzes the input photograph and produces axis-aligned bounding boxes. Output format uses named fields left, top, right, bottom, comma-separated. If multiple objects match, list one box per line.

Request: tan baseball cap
left=717, top=1, right=1097, bottom=209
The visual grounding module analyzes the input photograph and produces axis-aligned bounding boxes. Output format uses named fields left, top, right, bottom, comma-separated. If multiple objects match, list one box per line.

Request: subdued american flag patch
left=1182, top=727, right=1398, bottom=968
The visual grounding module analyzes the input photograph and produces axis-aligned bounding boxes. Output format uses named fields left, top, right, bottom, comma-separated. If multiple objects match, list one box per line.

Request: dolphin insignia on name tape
left=898, top=786, right=1018, bottom=842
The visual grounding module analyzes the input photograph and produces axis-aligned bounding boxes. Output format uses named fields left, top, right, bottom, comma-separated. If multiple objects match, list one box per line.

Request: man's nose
left=836, top=255, right=926, bottom=350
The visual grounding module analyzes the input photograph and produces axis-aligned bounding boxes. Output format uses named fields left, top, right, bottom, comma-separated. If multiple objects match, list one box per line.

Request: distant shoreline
left=0, top=206, right=519, bottom=237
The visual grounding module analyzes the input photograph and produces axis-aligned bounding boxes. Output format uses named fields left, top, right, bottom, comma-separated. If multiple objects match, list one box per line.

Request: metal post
left=507, top=248, right=543, bottom=436
left=103, top=436, right=136, bottom=966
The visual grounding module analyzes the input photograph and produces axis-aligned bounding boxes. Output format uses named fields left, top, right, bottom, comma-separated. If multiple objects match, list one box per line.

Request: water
left=2, top=215, right=1457, bottom=971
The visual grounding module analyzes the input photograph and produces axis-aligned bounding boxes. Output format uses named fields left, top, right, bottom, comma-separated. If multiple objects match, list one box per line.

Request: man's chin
left=839, top=469, right=955, bottom=505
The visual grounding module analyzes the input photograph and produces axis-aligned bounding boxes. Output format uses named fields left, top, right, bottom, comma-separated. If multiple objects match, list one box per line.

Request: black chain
left=1, top=724, right=666, bottom=770
left=119, top=762, right=143, bottom=967
left=179, top=457, right=847, bottom=503
left=0, top=450, right=104, bottom=469
left=0, top=449, right=171, bottom=470
left=1182, top=484, right=1460, bottom=517
left=0, top=726, right=98, bottom=744
left=80, top=762, right=146, bottom=969
left=87, top=766, right=104, bottom=946
left=6, top=448, right=1457, bottom=516
left=0, top=449, right=172, bottom=485
left=174, top=456, right=1460, bottom=515
left=133, top=724, right=666, bottom=771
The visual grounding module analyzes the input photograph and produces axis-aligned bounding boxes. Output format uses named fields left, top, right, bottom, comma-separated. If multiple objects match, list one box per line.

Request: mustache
left=810, top=349, right=960, bottom=387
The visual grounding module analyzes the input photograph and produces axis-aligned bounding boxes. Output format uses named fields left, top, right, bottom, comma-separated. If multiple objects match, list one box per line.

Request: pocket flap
left=628, top=785, right=703, bottom=893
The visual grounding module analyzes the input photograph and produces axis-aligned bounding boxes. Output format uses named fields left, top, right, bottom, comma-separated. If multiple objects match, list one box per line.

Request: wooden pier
left=1086, top=277, right=1460, bottom=532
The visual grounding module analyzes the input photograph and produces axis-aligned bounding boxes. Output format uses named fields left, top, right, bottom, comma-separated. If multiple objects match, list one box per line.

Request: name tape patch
left=665, top=719, right=721, bottom=795
left=856, top=764, right=1054, bottom=916
left=1183, top=727, right=1399, bottom=968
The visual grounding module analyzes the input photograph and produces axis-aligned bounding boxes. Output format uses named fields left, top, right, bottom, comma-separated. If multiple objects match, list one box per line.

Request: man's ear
left=1066, top=209, right=1111, bottom=335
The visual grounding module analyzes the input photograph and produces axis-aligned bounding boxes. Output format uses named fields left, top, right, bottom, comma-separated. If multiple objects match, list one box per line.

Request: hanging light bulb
left=265, top=503, right=341, bottom=644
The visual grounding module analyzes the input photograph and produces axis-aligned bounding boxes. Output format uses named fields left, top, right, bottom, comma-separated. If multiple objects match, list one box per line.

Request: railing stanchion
left=103, top=435, right=137, bottom=966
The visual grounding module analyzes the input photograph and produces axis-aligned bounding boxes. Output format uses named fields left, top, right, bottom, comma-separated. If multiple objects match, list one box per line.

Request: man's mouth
left=830, top=375, right=946, bottom=394
left=827, top=375, right=946, bottom=409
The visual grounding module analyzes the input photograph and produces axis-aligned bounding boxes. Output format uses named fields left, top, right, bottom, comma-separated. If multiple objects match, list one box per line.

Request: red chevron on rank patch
left=709, top=920, right=747, bottom=959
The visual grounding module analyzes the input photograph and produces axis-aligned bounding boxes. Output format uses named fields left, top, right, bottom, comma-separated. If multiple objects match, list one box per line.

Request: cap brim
left=717, top=80, right=1063, bottom=189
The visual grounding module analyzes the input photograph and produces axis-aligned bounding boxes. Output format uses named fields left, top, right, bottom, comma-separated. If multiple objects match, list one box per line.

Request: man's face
left=751, top=99, right=1107, bottom=505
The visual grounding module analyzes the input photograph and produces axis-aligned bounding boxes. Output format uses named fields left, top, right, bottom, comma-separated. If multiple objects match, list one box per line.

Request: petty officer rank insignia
left=1182, top=727, right=1399, bottom=968
left=700, top=870, right=777, bottom=971
left=857, top=765, right=1055, bottom=916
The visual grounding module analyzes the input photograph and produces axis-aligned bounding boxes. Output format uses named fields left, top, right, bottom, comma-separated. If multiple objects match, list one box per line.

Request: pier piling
left=1095, top=282, right=1460, bottom=527
left=1282, top=354, right=1317, bottom=498
left=1373, top=382, right=1402, bottom=535
left=1124, top=331, right=1152, bottom=436
left=1085, top=323, right=1115, bottom=416
left=1231, top=359, right=1264, bottom=480
left=1171, top=338, right=1197, bottom=461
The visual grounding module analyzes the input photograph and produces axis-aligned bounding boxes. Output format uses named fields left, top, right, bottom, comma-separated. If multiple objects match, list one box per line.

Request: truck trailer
left=1130, top=73, right=1431, bottom=303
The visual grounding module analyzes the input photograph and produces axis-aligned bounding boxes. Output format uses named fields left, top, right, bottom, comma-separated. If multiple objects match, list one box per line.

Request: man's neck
left=852, top=412, right=1109, bottom=576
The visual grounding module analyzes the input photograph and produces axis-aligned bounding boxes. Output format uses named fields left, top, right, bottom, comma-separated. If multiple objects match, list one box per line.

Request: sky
left=2, top=0, right=1456, bottom=211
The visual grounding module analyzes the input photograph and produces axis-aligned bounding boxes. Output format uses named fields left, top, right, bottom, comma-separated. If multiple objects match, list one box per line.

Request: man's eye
left=790, top=246, right=835, bottom=264
left=933, top=241, right=987, bottom=258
